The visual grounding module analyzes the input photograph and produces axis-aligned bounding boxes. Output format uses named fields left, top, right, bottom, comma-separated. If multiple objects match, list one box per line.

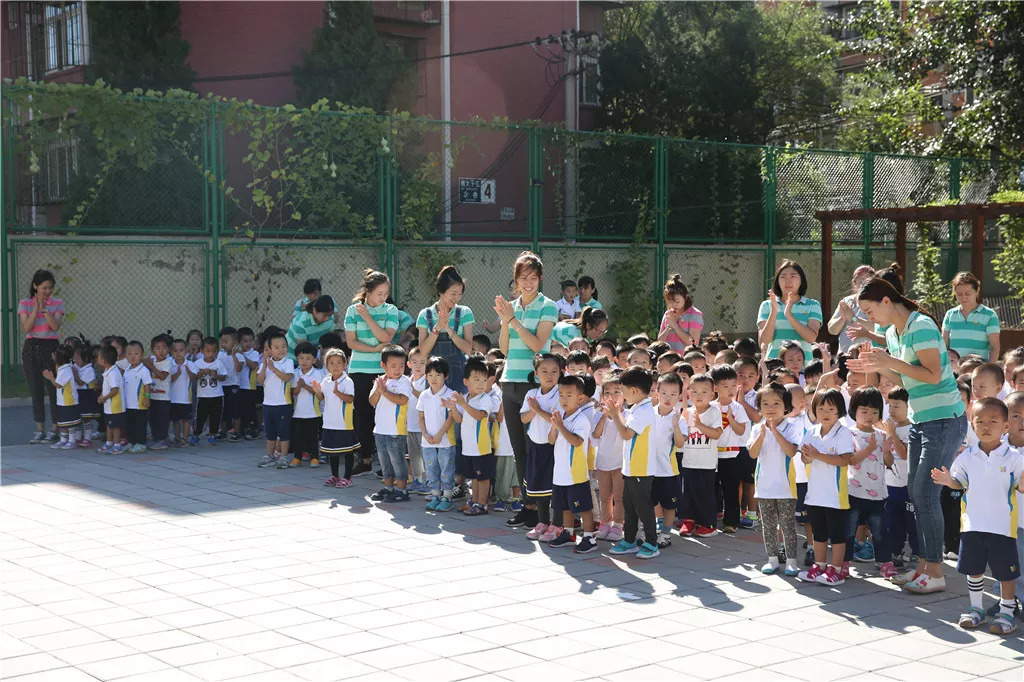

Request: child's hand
left=374, top=376, right=387, bottom=393
left=527, top=396, right=541, bottom=413
left=800, top=443, right=820, bottom=462
left=452, top=392, right=467, bottom=405
left=263, top=348, right=271, bottom=360
left=441, top=397, right=457, bottom=410
left=551, top=410, right=563, bottom=428
left=296, top=377, right=306, bottom=389
left=42, top=368, right=54, bottom=381
left=311, top=379, right=321, bottom=393
left=931, top=466, right=955, bottom=487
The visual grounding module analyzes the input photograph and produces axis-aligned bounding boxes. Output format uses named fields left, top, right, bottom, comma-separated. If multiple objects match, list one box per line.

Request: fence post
left=654, top=137, right=667, bottom=330
left=527, top=127, right=541, bottom=253
left=208, top=102, right=222, bottom=332
left=763, top=146, right=777, bottom=295
left=861, top=152, right=874, bottom=265
left=382, top=115, right=397, bottom=293
left=948, top=158, right=962, bottom=283
left=1, top=97, right=11, bottom=380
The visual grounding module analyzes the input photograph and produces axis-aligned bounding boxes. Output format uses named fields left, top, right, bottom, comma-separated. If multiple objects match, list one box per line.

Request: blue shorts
left=552, top=481, right=593, bottom=515
left=466, top=454, right=497, bottom=481
left=525, top=441, right=555, bottom=497
left=264, top=404, right=292, bottom=442
left=104, top=412, right=125, bottom=430
left=958, top=531, right=1021, bottom=582
left=652, top=474, right=682, bottom=508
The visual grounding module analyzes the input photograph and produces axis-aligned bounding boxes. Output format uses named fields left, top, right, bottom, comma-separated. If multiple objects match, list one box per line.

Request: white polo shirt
left=372, top=375, right=413, bottom=436
left=321, top=373, right=355, bottom=431
left=552, top=406, right=592, bottom=486
left=750, top=419, right=801, bottom=500
left=715, top=399, right=750, bottom=458
left=260, top=357, right=295, bottom=406
left=650, top=407, right=682, bottom=477
left=523, top=385, right=560, bottom=445
left=681, top=404, right=722, bottom=470
left=416, top=385, right=456, bottom=448
left=950, top=443, right=1024, bottom=538
left=803, top=422, right=855, bottom=510
left=622, top=399, right=655, bottom=477
left=459, top=392, right=494, bottom=456
left=292, top=366, right=326, bottom=419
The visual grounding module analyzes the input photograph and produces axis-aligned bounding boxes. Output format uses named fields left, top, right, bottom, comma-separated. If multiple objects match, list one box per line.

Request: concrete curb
left=1, top=397, right=32, bottom=408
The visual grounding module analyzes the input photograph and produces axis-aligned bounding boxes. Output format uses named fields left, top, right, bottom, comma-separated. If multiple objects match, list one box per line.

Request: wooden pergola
left=813, top=202, right=1024, bottom=311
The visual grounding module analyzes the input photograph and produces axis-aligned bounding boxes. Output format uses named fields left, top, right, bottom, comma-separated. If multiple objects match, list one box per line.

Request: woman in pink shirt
left=658, top=274, right=703, bottom=352
left=18, top=270, right=65, bottom=444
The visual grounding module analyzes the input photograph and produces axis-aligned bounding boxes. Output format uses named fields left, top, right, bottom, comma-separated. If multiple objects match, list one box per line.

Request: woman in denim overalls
left=416, top=266, right=475, bottom=392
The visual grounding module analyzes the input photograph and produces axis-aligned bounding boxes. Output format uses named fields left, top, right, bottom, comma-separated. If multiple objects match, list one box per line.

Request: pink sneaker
left=816, top=565, right=845, bottom=586
left=879, top=562, right=898, bottom=579
left=606, top=525, right=624, bottom=542
left=323, top=476, right=340, bottom=487
left=797, top=564, right=824, bottom=583
left=525, top=523, right=549, bottom=540
left=841, top=562, right=851, bottom=580
left=336, top=478, right=352, bottom=488
left=595, top=523, right=611, bottom=541
left=539, top=526, right=563, bottom=542
left=76, top=439, right=92, bottom=448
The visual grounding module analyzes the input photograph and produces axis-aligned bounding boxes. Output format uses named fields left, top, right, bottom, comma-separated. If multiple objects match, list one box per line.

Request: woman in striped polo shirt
left=495, top=252, right=558, bottom=531
left=849, top=277, right=967, bottom=594
left=942, top=271, right=1000, bottom=362
left=344, top=270, right=400, bottom=477
left=757, top=260, right=823, bottom=360
left=286, top=295, right=336, bottom=358
left=18, top=269, right=65, bottom=444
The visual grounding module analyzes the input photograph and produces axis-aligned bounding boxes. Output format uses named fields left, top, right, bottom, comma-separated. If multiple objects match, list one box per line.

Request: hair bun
left=887, top=263, right=902, bottom=275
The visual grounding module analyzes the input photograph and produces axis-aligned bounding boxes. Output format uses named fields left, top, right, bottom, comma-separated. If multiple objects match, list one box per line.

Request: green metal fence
left=2, top=89, right=1020, bottom=378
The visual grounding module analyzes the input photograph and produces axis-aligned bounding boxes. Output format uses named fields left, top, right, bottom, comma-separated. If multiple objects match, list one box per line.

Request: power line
left=193, top=32, right=602, bottom=84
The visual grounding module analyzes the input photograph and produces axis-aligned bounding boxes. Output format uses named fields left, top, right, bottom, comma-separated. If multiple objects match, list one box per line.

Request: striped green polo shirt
left=415, top=303, right=476, bottom=337
left=501, top=294, right=558, bottom=383
left=942, top=304, right=1000, bottom=358
left=345, top=302, right=399, bottom=374
left=392, top=309, right=415, bottom=344
left=757, top=296, right=823, bottom=360
left=286, top=311, right=334, bottom=358
left=550, top=320, right=582, bottom=348
left=887, top=311, right=964, bottom=424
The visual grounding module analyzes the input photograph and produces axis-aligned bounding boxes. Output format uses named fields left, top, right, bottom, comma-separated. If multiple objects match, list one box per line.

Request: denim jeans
left=423, top=445, right=456, bottom=496
left=374, top=433, right=408, bottom=482
left=844, top=497, right=890, bottom=563
left=907, top=413, right=967, bottom=563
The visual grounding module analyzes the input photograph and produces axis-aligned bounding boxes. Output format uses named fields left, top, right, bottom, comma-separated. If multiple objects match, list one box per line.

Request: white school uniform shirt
left=459, top=392, right=494, bottom=456
left=650, top=407, right=682, bottom=477
left=750, top=419, right=801, bottom=500
left=76, top=363, right=97, bottom=391
left=416, top=385, right=456, bottom=448
left=407, top=376, right=426, bottom=433
left=849, top=426, right=888, bottom=500
left=321, top=373, right=355, bottom=431
left=260, top=357, right=294, bottom=406
left=523, top=385, right=561, bottom=445
left=372, top=375, right=413, bottom=436
left=194, top=357, right=227, bottom=399
left=555, top=297, right=581, bottom=320
left=292, top=366, right=326, bottom=419
left=115, top=357, right=130, bottom=373
left=491, top=386, right=514, bottom=456
left=595, top=409, right=624, bottom=471
left=744, top=389, right=758, bottom=411
left=999, top=381, right=1012, bottom=401
left=149, top=356, right=173, bottom=401
left=622, top=399, right=655, bottom=477
left=169, top=360, right=194, bottom=405
left=714, top=399, right=750, bottom=458
left=218, top=349, right=239, bottom=387
left=54, top=363, right=78, bottom=407
left=950, top=443, right=1024, bottom=538
left=787, top=412, right=815, bottom=484
left=123, top=364, right=153, bottom=410
left=884, top=423, right=912, bottom=488
left=552, top=406, right=592, bottom=486
left=238, top=349, right=260, bottom=391
left=681, top=404, right=722, bottom=470
left=802, top=422, right=855, bottom=510
left=102, top=366, right=124, bottom=415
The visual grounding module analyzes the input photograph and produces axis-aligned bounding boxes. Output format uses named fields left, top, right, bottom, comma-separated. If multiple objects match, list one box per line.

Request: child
left=651, top=372, right=686, bottom=548
left=711, top=364, right=751, bottom=534
left=490, top=362, right=521, bottom=513
left=447, top=355, right=495, bottom=515
left=778, top=341, right=807, bottom=387
left=655, top=352, right=682, bottom=376
left=881, top=387, right=917, bottom=568
left=546, top=374, right=599, bottom=553
left=628, top=334, right=651, bottom=351
left=417, top=356, right=457, bottom=511
left=615, top=343, right=635, bottom=368
left=556, top=279, right=580, bottom=321
left=96, top=345, right=125, bottom=454
left=678, top=374, right=724, bottom=537
left=787, top=382, right=816, bottom=565
left=112, top=336, right=129, bottom=373
left=191, top=337, right=227, bottom=448
left=683, top=350, right=707, bottom=376
left=627, top=348, right=653, bottom=370
left=144, top=334, right=172, bottom=450
left=845, top=387, right=896, bottom=578
left=122, top=341, right=153, bottom=453
left=237, top=327, right=261, bottom=440
left=369, top=344, right=413, bottom=503
left=566, top=350, right=592, bottom=377
left=593, top=374, right=625, bottom=542
left=522, top=354, right=565, bottom=540
left=575, top=275, right=601, bottom=310
left=41, top=345, right=83, bottom=449
left=75, top=343, right=99, bottom=445
left=748, top=383, right=801, bottom=575
left=218, top=327, right=241, bottom=441
left=932, top=397, right=1024, bottom=635
left=257, top=331, right=294, bottom=464
left=606, top=366, right=660, bottom=559
left=406, top=347, right=428, bottom=494
left=990, top=391, right=1024, bottom=621
left=659, top=274, right=703, bottom=352
left=797, top=389, right=854, bottom=586
left=472, top=334, right=492, bottom=355
left=168, top=339, right=194, bottom=448
left=290, top=341, right=325, bottom=468
left=311, top=348, right=359, bottom=488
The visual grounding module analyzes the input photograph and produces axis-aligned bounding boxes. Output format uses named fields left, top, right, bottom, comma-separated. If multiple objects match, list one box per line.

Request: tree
left=86, top=1, right=195, bottom=91
left=834, top=71, right=940, bottom=155
left=598, top=1, right=840, bottom=143
left=293, top=2, right=412, bottom=112
left=848, top=1, right=1024, bottom=165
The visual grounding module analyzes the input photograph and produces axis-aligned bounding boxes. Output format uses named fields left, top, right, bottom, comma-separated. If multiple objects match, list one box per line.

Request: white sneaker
left=525, top=523, right=548, bottom=540
left=903, top=573, right=946, bottom=594
left=50, top=439, right=68, bottom=450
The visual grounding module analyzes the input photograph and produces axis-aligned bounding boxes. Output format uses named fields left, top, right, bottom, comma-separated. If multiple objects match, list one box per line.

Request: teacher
left=286, top=295, right=336, bottom=357
left=495, top=252, right=558, bottom=532
left=19, top=269, right=64, bottom=444
left=416, top=266, right=474, bottom=392
left=849, top=277, right=966, bottom=595
left=827, top=265, right=875, bottom=353
left=550, top=307, right=609, bottom=348
left=757, top=260, right=822, bottom=360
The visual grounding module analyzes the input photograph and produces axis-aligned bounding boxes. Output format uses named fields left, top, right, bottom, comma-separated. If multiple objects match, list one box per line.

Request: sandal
left=336, top=478, right=353, bottom=488
left=323, top=476, right=339, bottom=487
left=989, top=612, right=1018, bottom=636
left=463, top=503, right=488, bottom=516
left=958, top=606, right=986, bottom=630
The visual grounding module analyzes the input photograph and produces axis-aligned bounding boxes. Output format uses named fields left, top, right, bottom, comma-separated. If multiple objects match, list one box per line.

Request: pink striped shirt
left=18, top=297, right=64, bottom=339
left=660, top=306, right=704, bottom=352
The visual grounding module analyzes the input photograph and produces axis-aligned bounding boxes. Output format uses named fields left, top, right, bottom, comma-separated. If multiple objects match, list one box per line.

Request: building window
left=382, top=34, right=426, bottom=99
left=41, top=135, right=80, bottom=202
left=579, top=55, right=600, bottom=107
left=44, top=2, right=88, bottom=72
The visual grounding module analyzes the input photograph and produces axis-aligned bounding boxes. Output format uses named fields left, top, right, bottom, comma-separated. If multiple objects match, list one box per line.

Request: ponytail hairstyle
left=570, top=306, right=609, bottom=337
left=857, top=276, right=937, bottom=326
left=876, top=262, right=905, bottom=295
left=436, top=265, right=466, bottom=296
left=512, top=251, right=543, bottom=284
left=353, top=269, right=390, bottom=304
left=577, top=275, right=598, bottom=302
left=29, top=269, right=55, bottom=298
left=951, top=271, right=982, bottom=304
left=663, top=274, right=692, bottom=311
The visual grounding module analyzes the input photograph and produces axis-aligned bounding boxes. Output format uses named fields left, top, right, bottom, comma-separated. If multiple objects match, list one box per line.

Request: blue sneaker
left=188, top=435, right=200, bottom=446
left=636, top=542, right=660, bottom=560
left=657, top=517, right=664, bottom=533
left=761, top=561, right=779, bottom=574
left=853, top=539, right=863, bottom=554
left=426, top=496, right=441, bottom=511
left=435, top=497, right=454, bottom=512
left=738, top=517, right=755, bottom=529
left=784, top=564, right=800, bottom=577
left=96, top=442, right=112, bottom=454
left=609, top=539, right=639, bottom=555
left=854, top=541, right=875, bottom=563
left=109, top=443, right=124, bottom=455
left=510, top=501, right=524, bottom=513
left=493, top=500, right=507, bottom=513
left=208, top=435, right=217, bottom=446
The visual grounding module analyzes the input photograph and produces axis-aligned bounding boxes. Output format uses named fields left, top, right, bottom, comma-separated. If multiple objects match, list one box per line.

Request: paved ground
left=1, top=404, right=1022, bottom=681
